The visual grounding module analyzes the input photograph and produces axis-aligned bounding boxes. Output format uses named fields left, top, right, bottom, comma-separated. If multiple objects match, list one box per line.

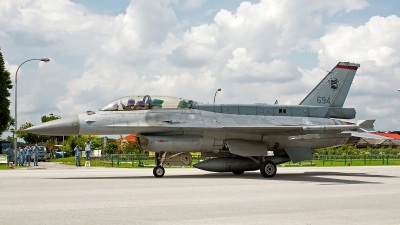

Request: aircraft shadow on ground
left=272, top=171, right=395, bottom=185
left=52, top=171, right=397, bottom=184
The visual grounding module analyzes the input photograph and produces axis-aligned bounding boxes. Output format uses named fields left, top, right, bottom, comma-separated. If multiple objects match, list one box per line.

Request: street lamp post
left=14, top=58, right=50, bottom=163
left=214, top=88, right=221, bottom=104
left=49, top=113, right=64, bottom=158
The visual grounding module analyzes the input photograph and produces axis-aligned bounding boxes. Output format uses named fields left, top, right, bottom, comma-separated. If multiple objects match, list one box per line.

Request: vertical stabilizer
left=299, top=62, right=360, bottom=107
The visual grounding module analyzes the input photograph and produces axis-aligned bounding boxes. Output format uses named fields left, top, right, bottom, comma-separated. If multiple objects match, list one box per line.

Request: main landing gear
left=247, top=157, right=277, bottom=178
left=260, top=160, right=277, bottom=178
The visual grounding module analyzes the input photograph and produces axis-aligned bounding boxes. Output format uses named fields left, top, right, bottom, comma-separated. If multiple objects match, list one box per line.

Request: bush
left=104, top=142, right=118, bottom=154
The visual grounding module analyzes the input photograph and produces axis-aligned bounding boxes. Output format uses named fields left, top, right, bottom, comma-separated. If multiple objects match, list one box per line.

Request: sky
left=1, top=0, right=400, bottom=140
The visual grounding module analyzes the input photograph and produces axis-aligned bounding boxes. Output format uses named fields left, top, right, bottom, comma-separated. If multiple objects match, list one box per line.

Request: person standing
left=16, top=147, right=22, bottom=166
left=18, top=147, right=24, bottom=166
left=25, top=145, right=32, bottom=166
left=20, top=147, right=26, bottom=166
left=84, top=140, right=92, bottom=161
left=74, top=145, right=82, bottom=167
left=33, top=144, right=40, bottom=166
left=6, top=147, right=13, bottom=164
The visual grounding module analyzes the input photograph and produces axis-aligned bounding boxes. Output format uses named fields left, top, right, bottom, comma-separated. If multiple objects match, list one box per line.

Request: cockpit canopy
left=99, top=95, right=196, bottom=111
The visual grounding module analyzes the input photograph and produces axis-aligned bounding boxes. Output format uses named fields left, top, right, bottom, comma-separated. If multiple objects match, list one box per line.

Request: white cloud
left=316, top=15, right=400, bottom=68
left=4, top=60, right=18, bottom=80
left=221, top=48, right=298, bottom=82
left=0, top=0, right=113, bottom=55
left=211, top=0, right=368, bottom=58
left=298, top=66, right=326, bottom=90
left=183, top=23, right=218, bottom=46
left=167, top=0, right=370, bottom=71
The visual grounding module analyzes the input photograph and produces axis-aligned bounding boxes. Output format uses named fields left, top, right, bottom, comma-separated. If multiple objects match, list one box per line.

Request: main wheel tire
left=260, top=161, right=277, bottom=178
left=153, top=166, right=165, bottom=178
left=232, top=170, right=245, bottom=175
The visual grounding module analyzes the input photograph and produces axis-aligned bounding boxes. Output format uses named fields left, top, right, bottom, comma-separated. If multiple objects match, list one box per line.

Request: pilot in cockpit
left=136, top=96, right=151, bottom=110
left=106, top=102, right=119, bottom=111
left=121, top=99, right=135, bottom=110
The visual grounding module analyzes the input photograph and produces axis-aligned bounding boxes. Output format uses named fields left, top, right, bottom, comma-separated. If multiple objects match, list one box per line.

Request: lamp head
left=41, top=58, right=50, bottom=63
left=217, top=88, right=221, bottom=91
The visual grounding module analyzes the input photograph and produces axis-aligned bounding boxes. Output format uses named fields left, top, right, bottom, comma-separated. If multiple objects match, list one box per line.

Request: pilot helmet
left=112, top=102, right=118, bottom=109
left=128, top=99, right=135, bottom=106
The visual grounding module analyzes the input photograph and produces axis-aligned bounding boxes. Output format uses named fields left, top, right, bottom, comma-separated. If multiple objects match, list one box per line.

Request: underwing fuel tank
left=194, top=156, right=292, bottom=172
left=193, top=158, right=260, bottom=172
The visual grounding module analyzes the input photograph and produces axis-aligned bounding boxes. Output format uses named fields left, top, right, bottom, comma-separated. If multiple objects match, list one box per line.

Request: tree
left=121, top=140, right=141, bottom=154
left=41, top=114, right=59, bottom=123
left=5, top=136, right=13, bottom=142
left=104, top=142, right=118, bottom=154
left=0, top=48, right=13, bottom=136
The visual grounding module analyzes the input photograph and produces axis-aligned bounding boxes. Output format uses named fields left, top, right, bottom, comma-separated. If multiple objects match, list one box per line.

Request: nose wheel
left=153, top=165, right=165, bottom=178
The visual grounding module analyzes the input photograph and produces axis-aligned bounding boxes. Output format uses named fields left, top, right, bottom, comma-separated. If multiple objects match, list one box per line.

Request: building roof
left=117, top=134, right=137, bottom=142
left=372, top=132, right=400, bottom=139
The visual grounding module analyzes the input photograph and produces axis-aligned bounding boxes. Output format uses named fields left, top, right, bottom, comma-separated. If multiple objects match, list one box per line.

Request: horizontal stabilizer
left=345, top=131, right=392, bottom=140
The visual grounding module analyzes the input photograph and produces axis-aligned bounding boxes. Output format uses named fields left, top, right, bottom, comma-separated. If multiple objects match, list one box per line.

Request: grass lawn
left=0, top=164, right=9, bottom=170
left=49, top=157, right=158, bottom=168
left=0, top=164, right=29, bottom=170
left=282, top=159, right=400, bottom=167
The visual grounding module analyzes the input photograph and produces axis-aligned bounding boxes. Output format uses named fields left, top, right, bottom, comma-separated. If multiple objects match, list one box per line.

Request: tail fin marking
left=299, top=62, right=360, bottom=108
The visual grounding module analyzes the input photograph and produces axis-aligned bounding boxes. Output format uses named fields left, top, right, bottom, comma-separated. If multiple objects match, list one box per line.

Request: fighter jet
left=26, top=62, right=374, bottom=178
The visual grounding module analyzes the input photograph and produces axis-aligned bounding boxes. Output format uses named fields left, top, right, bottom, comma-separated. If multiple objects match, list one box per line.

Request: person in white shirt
left=84, top=140, right=92, bottom=161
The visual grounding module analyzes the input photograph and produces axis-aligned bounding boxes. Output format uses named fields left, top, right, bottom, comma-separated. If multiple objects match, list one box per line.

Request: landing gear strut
left=153, top=152, right=166, bottom=178
left=260, top=160, right=277, bottom=178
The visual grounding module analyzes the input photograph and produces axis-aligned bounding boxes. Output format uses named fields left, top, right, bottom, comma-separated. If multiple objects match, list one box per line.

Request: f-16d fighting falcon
left=26, top=62, right=374, bottom=178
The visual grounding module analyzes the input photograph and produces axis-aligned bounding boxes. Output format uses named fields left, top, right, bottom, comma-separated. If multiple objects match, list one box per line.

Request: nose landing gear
left=153, top=165, right=165, bottom=178
left=153, top=152, right=166, bottom=178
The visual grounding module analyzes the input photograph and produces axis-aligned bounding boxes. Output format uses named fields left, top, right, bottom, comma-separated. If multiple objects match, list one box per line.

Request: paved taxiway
left=1, top=163, right=399, bottom=225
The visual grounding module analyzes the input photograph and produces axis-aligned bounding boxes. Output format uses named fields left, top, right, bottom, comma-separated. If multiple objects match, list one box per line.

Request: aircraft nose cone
left=25, top=115, right=80, bottom=136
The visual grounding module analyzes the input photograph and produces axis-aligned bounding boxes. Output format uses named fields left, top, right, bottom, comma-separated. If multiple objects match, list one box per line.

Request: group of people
left=73, top=140, right=92, bottom=167
left=15, top=144, right=41, bottom=166
left=6, top=141, right=93, bottom=167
